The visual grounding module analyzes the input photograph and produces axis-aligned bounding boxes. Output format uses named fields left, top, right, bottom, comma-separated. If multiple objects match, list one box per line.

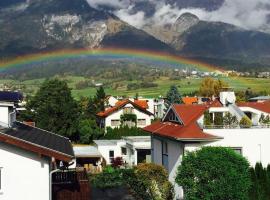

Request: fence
left=52, top=169, right=90, bottom=200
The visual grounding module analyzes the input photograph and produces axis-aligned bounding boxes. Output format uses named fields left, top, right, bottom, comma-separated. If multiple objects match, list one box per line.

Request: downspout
left=49, top=157, right=60, bottom=200
left=49, top=168, right=60, bottom=200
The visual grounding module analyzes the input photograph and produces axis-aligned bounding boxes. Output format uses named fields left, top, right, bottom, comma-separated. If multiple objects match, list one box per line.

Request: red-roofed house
left=143, top=90, right=270, bottom=199
left=182, top=97, right=198, bottom=105
left=97, top=99, right=154, bottom=129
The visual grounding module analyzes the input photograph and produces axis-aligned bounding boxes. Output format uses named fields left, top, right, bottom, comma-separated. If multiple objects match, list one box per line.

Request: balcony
left=203, top=124, right=270, bottom=129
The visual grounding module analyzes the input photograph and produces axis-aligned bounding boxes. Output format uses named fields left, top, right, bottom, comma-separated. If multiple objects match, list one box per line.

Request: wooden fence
left=52, top=169, right=90, bottom=200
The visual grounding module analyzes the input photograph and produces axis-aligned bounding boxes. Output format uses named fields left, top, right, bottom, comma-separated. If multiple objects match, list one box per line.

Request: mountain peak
left=177, top=12, right=200, bottom=22
left=173, top=12, right=200, bottom=33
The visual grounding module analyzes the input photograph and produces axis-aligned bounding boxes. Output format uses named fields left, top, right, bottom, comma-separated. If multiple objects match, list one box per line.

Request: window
left=111, top=119, right=120, bottom=126
left=137, top=119, right=146, bottom=126
left=231, top=147, right=242, bottom=155
left=162, top=141, right=169, bottom=170
left=121, top=147, right=127, bottom=155
left=109, top=150, right=114, bottom=160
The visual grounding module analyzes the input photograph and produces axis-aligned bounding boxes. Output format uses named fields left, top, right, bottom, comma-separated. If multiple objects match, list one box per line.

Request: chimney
left=219, top=87, right=236, bottom=106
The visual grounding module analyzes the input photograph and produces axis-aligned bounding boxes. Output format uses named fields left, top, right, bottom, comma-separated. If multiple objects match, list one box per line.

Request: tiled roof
left=182, top=97, right=198, bottom=105
left=237, top=101, right=270, bottom=113
left=0, top=122, right=74, bottom=162
left=97, top=99, right=153, bottom=117
left=173, top=104, right=207, bottom=125
left=144, top=104, right=220, bottom=141
left=134, top=100, right=149, bottom=109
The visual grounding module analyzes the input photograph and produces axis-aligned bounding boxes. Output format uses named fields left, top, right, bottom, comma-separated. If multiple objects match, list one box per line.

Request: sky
left=87, top=0, right=270, bottom=30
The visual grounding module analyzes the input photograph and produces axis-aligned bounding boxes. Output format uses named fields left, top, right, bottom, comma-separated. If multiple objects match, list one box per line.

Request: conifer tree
left=165, top=85, right=183, bottom=110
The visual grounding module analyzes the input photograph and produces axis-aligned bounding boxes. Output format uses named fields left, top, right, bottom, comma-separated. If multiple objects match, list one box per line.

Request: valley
left=1, top=75, right=269, bottom=99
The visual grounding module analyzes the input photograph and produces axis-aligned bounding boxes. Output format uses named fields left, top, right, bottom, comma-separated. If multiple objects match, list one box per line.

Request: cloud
left=115, top=5, right=145, bottom=28
left=87, top=0, right=130, bottom=9
left=87, top=0, right=270, bottom=30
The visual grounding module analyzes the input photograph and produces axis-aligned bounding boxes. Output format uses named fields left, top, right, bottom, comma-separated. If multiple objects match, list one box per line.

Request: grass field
left=1, top=76, right=270, bottom=99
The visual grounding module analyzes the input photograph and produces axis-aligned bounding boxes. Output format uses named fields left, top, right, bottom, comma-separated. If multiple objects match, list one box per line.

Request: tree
left=254, top=163, right=268, bottom=200
left=165, top=85, right=183, bottom=109
left=176, top=147, right=251, bottom=200
left=96, top=86, right=106, bottom=112
left=78, top=119, right=104, bottom=144
left=223, top=112, right=238, bottom=128
left=24, top=79, right=79, bottom=139
left=199, top=77, right=228, bottom=97
left=86, top=87, right=106, bottom=119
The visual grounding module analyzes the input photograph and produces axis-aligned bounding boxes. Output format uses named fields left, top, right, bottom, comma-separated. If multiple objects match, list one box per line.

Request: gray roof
left=249, top=96, right=270, bottom=101
left=94, top=140, right=121, bottom=146
left=0, top=121, right=74, bottom=158
left=73, top=145, right=101, bottom=157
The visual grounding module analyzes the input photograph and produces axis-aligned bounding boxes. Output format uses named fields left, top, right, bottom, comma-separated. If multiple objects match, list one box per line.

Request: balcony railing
left=203, top=124, right=270, bottom=129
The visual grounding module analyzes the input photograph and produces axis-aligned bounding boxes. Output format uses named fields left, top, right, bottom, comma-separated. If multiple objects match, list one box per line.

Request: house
left=73, top=145, right=103, bottom=172
left=182, top=97, right=198, bottom=105
left=97, top=99, right=154, bottom=129
left=94, top=136, right=151, bottom=166
left=144, top=90, right=270, bottom=199
left=0, top=99, right=74, bottom=200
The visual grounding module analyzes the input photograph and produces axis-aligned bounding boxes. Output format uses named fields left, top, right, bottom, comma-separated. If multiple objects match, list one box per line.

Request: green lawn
left=2, top=76, right=270, bottom=99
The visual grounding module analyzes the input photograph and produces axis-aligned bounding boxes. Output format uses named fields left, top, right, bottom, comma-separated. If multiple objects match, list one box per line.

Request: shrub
left=111, top=157, right=124, bottom=168
left=90, top=167, right=124, bottom=188
left=126, top=163, right=174, bottom=200
left=203, top=111, right=212, bottom=126
left=214, top=112, right=223, bottom=125
left=240, top=116, right=253, bottom=128
left=176, top=147, right=251, bottom=200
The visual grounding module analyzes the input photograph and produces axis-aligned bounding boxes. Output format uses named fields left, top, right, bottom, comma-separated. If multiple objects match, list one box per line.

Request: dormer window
left=164, top=109, right=182, bottom=124
left=169, top=112, right=178, bottom=122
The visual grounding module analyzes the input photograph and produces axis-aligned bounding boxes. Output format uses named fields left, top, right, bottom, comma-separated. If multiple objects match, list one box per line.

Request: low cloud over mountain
left=87, top=0, right=270, bottom=32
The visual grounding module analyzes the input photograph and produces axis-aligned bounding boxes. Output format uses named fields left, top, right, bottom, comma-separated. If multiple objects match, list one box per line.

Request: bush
left=91, top=164, right=174, bottom=200
left=240, top=116, right=253, bottom=128
left=126, top=163, right=174, bottom=200
left=203, top=111, right=212, bottom=126
left=90, top=167, right=124, bottom=189
left=176, top=147, right=251, bottom=200
left=111, top=157, right=124, bottom=168
left=214, top=112, right=223, bottom=125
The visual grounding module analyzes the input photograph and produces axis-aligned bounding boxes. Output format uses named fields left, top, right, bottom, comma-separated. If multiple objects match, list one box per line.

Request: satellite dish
left=227, top=93, right=236, bottom=104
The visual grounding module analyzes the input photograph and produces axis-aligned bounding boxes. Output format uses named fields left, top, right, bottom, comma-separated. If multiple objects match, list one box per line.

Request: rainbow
left=0, top=48, right=224, bottom=72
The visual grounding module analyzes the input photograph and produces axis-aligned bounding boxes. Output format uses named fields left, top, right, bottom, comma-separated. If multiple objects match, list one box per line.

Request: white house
left=0, top=98, right=74, bottom=200
left=97, top=99, right=154, bottom=129
left=94, top=136, right=151, bottom=166
left=144, top=90, right=270, bottom=200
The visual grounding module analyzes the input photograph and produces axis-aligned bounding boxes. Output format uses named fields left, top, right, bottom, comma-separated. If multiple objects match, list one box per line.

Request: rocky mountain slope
left=143, top=13, right=270, bottom=69
left=0, top=0, right=172, bottom=58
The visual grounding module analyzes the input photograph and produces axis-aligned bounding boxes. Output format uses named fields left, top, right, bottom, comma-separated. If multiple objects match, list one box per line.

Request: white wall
left=105, top=103, right=153, bottom=128
left=0, top=142, right=50, bottom=200
left=96, top=142, right=123, bottom=165
left=0, top=107, right=9, bottom=127
left=204, top=128, right=270, bottom=167
left=152, top=136, right=184, bottom=200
